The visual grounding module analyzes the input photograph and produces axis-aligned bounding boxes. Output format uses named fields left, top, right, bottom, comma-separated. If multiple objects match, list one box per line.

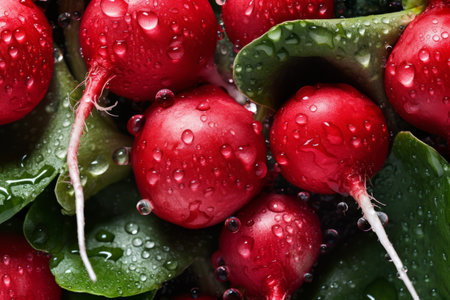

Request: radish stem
left=67, top=66, right=110, bottom=282
left=351, top=186, right=420, bottom=300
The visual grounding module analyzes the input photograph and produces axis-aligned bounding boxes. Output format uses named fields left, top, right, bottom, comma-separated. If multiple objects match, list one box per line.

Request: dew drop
left=181, top=129, right=194, bottom=144
left=297, top=191, right=310, bottom=202
left=225, top=216, right=241, bottom=233
left=357, top=217, right=371, bottom=231
left=146, top=169, right=160, bottom=186
left=155, top=88, right=175, bottom=108
left=137, top=11, right=159, bottom=31
left=304, top=273, right=313, bottom=283
left=295, top=113, right=308, bottom=125
left=276, top=152, right=288, bottom=165
left=336, top=201, right=348, bottom=214
left=272, top=225, right=284, bottom=238
left=237, top=236, right=254, bottom=257
left=100, top=0, right=128, bottom=18
left=196, top=101, right=210, bottom=111
left=136, top=199, right=154, bottom=215
left=220, top=144, right=233, bottom=158
left=397, top=63, right=415, bottom=87
left=112, top=40, right=127, bottom=56
left=87, top=156, right=109, bottom=176
left=127, top=114, right=145, bottom=135
left=419, top=48, right=430, bottom=62
left=251, top=121, right=263, bottom=134
left=173, top=169, right=184, bottom=182
left=223, top=288, right=243, bottom=300
left=377, top=211, right=388, bottom=226
left=125, top=222, right=140, bottom=235
left=214, top=265, right=229, bottom=281
left=254, top=162, right=267, bottom=178
left=215, top=0, right=226, bottom=5
left=113, top=147, right=131, bottom=166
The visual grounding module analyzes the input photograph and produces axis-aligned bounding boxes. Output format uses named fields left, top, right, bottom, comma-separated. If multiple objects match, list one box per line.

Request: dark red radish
left=69, top=0, right=217, bottom=280
left=0, top=0, right=53, bottom=125
left=130, top=85, right=267, bottom=228
left=213, top=193, right=322, bottom=300
left=385, top=0, right=450, bottom=143
left=221, top=0, right=334, bottom=50
left=270, top=84, right=419, bottom=300
left=131, top=85, right=268, bottom=229
left=0, top=234, right=61, bottom=300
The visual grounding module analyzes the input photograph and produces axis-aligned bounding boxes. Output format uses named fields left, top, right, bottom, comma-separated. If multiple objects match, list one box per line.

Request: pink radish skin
left=70, top=0, right=217, bottom=280
left=270, top=84, right=420, bottom=300
left=0, top=0, right=53, bottom=125
left=131, top=85, right=268, bottom=228
left=385, top=0, right=450, bottom=143
left=213, top=193, right=322, bottom=300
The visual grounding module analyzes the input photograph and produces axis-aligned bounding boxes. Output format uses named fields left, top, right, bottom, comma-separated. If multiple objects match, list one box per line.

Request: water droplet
left=244, top=0, right=255, bottom=16
left=225, top=216, right=241, bottom=233
left=357, top=217, right=371, bottom=231
left=146, top=169, right=160, bottom=186
left=297, top=191, right=310, bottom=202
left=2, top=275, right=11, bottom=287
left=296, top=113, right=308, bottom=125
left=100, top=0, right=128, bottom=18
left=196, top=101, right=210, bottom=111
left=322, top=122, right=343, bottom=145
left=95, top=230, right=115, bottom=242
left=113, top=147, right=131, bottom=166
left=254, top=162, right=267, bottom=178
left=112, top=40, right=127, bottom=56
left=419, top=48, right=430, bottom=62
left=181, top=129, right=194, bottom=144
left=155, top=89, right=175, bottom=108
left=87, top=155, right=109, bottom=176
left=220, top=144, right=233, bottom=158
left=127, top=114, right=145, bottom=135
left=237, top=236, right=254, bottom=257
left=223, top=288, right=243, bottom=300
left=132, top=237, right=143, bottom=247
left=304, top=273, right=313, bottom=283
left=136, top=199, right=154, bottom=215
left=2, top=255, right=10, bottom=266
left=173, top=169, right=184, bottom=182
left=251, top=121, right=263, bottom=135
left=397, top=63, right=415, bottom=87
left=268, top=198, right=286, bottom=212
left=377, top=211, right=388, bottom=226
left=167, top=41, right=185, bottom=61
left=137, top=11, right=159, bottom=31
left=164, top=260, right=178, bottom=270
left=125, top=222, right=140, bottom=235
left=276, top=152, right=288, bottom=165
left=215, top=0, right=226, bottom=5
left=236, top=146, right=256, bottom=168
left=214, top=265, right=229, bottom=281
left=336, top=202, right=348, bottom=214
left=272, top=225, right=284, bottom=238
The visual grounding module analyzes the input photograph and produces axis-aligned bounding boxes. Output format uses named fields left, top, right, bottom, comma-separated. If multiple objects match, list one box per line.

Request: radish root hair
left=351, top=186, right=420, bottom=300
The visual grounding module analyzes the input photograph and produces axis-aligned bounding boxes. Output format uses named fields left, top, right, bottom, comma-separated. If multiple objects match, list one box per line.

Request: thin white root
left=356, top=190, right=420, bottom=300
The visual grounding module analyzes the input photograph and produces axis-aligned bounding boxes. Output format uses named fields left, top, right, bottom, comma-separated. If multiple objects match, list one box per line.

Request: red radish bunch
left=270, top=84, right=420, bottom=299
left=131, top=85, right=267, bottom=228
left=69, top=0, right=217, bottom=280
left=221, top=0, right=334, bottom=49
left=0, top=0, right=53, bottom=125
left=213, top=193, right=322, bottom=300
left=385, top=0, right=450, bottom=143
left=0, top=234, right=61, bottom=300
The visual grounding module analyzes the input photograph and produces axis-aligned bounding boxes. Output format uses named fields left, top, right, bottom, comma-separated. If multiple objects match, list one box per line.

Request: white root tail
left=354, top=189, right=420, bottom=300
left=67, top=67, right=110, bottom=282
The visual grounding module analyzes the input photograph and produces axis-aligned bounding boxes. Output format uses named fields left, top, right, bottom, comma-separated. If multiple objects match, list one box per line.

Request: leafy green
left=233, top=6, right=425, bottom=131
left=297, top=132, right=450, bottom=299
left=0, top=50, right=132, bottom=223
left=24, top=179, right=215, bottom=298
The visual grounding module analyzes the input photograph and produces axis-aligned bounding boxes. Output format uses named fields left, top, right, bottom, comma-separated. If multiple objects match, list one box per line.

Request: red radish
left=131, top=85, right=267, bottom=228
left=385, top=0, right=450, bottom=143
left=221, top=0, right=334, bottom=50
left=69, top=0, right=217, bottom=281
left=270, top=84, right=420, bottom=300
left=213, top=193, right=322, bottom=300
left=0, top=0, right=53, bottom=125
left=0, top=234, right=61, bottom=300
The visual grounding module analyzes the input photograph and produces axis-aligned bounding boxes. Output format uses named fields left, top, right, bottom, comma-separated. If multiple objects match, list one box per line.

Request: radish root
left=67, top=66, right=110, bottom=282
left=352, top=187, right=420, bottom=300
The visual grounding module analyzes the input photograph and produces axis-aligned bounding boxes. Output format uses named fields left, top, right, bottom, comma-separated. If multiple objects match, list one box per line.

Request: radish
left=69, top=0, right=217, bottom=281
left=213, top=193, right=322, bottom=300
left=0, top=0, right=53, bottom=125
left=385, top=0, right=449, bottom=143
left=0, top=234, right=61, bottom=299
left=221, top=0, right=334, bottom=50
left=131, top=84, right=267, bottom=228
left=270, top=84, right=420, bottom=300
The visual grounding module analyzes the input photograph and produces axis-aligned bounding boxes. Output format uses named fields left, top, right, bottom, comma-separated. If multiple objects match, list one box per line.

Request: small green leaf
left=0, top=50, right=132, bottom=223
left=233, top=7, right=425, bottom=131
left=297, top=132, right=450, bottom=299
left=24, top=179, right=214, bottom=298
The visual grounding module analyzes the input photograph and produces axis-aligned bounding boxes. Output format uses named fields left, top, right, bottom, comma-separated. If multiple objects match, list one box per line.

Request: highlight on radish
left=0, top=0, right=54, bottom=125
left=131, top=85, right=268, bottom=228
left=69, top=0, right=217, bottom=281
left=212, top=193, right=322, bottom=300
left=270, top=83, right=420, bottom=300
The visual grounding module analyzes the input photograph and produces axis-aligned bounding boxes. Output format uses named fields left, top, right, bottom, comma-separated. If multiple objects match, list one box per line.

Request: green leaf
left=24, top=179, right=214, bottom=298
left=233, top=7, right=425, bottom=132
left=296, top=132, right=450, bottom=299
left=0, top=49, right=132, bottom=223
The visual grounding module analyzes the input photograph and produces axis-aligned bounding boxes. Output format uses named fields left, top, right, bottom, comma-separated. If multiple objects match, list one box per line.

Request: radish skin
left=270, top=83, right=420, bottom=299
